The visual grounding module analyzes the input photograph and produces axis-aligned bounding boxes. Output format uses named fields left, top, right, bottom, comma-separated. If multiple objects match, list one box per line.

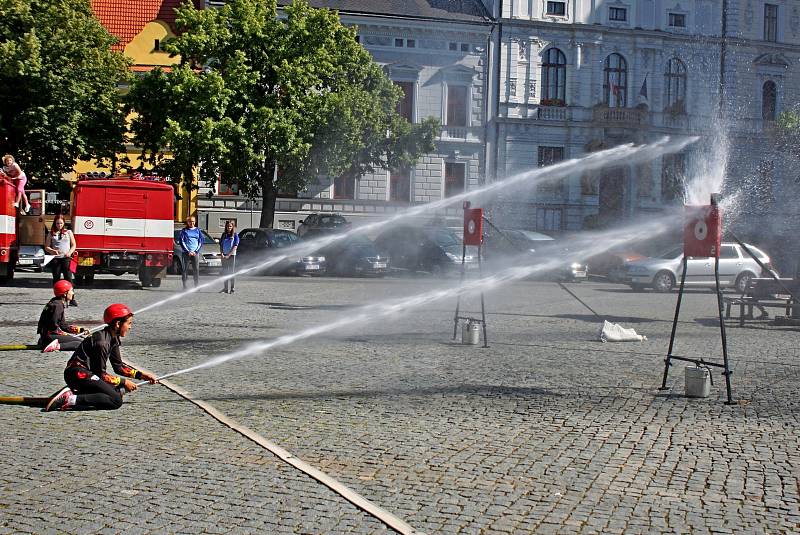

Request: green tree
left=0, top=0, right=130, bottom=183
left=776, top=109, right=800, bottom=162
left=127, top=0, right=438, bottom=227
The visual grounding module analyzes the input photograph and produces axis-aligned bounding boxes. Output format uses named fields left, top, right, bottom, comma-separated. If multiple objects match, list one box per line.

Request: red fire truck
left=71, top=174, right=173, bottom=287
left=0, top=177, right=19, bottom=283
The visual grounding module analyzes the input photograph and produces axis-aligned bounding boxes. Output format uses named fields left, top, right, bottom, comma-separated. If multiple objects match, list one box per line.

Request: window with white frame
left=446, top=85, right=468, bottom=127
left=668, top=13, right=686, bottom=28
left=394, top=81, right=414, bottom=122
left=604, top=53, right=627, bottom=108
left=546, top=1, right=566, bottom=16
left=540, top=48, right=566, bottom=105
left=764, top=4, right=778, bottom=42
left=537, top=146, right=565, bottom=195
left=762, top=80, right=777, bottom=121
left=537, top=208, right=563, bottom=231
left=609, top=7, right=627, bottom=22
left=664, top=58, right=687, bottom=113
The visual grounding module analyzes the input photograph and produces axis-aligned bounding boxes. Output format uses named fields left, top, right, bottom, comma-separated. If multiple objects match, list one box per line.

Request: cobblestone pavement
left=1, top=272, right=798, bottom=534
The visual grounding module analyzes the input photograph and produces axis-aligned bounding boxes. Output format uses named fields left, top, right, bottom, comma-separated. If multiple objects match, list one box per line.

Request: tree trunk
left=260, top=178, right=277, bottom=228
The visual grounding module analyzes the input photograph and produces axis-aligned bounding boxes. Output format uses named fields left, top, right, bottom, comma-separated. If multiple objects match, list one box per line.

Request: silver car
left=615, top=243, right=773, bottom=293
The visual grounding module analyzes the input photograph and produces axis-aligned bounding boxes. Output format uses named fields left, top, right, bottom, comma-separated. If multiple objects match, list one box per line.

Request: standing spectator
left=1, top=154, right=30, bottom=213
left=179, top=215, right=202, bottom=289
left=219, top=220, right=239, bottom=294
left=44, top=214, right=78, bottom=307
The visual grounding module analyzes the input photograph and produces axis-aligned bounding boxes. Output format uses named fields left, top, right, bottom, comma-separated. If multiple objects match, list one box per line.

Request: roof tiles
left=90, top=0, right=201, bottom=51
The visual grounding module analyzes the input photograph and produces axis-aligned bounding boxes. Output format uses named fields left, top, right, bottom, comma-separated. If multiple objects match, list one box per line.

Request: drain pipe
left=718, top=0, right=728, bottom=117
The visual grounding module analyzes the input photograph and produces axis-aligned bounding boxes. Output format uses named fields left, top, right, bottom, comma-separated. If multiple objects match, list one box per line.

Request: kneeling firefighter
left=36, top=280, right=87, bottom=352
left=45, top=304, right=157, bottom=412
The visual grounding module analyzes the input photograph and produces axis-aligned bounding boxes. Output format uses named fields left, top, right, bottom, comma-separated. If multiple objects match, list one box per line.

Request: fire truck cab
left=0, top=177, right=19, bottom=283
left=71, top=174, right=174, bottom=287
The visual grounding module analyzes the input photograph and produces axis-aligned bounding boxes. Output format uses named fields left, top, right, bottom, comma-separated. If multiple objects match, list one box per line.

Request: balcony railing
left=592, top=106, right=649, bottom=126
left=438, top=125, right=483, bottom=142
left=536, top=105, right=568, bottom=121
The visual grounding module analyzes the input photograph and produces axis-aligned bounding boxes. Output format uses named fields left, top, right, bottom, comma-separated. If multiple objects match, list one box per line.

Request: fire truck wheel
left=150, top=277, right=162, bottom=288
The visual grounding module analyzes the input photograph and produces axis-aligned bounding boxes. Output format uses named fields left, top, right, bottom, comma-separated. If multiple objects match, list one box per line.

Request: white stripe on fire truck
left=72, top=216, right=174, bottom=238
left=0, top=214, right=15, bottom=235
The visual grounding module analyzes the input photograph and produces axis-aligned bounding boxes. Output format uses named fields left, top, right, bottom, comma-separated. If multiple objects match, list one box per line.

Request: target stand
left=452, top=202, right=489, bottom=348
left=660, top=195, right=734, bottom=404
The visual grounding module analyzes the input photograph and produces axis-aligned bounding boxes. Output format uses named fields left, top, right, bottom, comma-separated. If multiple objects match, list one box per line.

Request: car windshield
left=430, top=229, right=459, bottom=247
left=318, top=215, right=347, bottom=227
left=271, top=232, right=297, bottom=248
left=658, top=246, right=683, bottom=259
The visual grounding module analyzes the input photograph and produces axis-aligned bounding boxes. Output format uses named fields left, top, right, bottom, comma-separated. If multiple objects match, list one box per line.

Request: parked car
left=482, top=228, right=588, bottom=281
left=613, top=242, right=774, bottom=293
left=236, top=228, right=326, bottom=275
left=297, top=213, right=351, bottom=238
left=586, top=247, right=648, bottom=281
left=373, top=225, right=476, bottom=276
left=169, top=229, right=222, bottom=275
left=318, top=234, right=388, bottom=277
left=15, top=245, right=45, bottom=272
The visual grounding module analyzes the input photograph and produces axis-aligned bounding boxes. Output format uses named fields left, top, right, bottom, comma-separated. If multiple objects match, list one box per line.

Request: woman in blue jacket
left=219, top=220, right=239, bottom=294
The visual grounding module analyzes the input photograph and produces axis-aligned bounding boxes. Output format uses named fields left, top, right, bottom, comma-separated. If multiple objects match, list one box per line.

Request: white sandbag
left=599, top=320, right=647, bottom=342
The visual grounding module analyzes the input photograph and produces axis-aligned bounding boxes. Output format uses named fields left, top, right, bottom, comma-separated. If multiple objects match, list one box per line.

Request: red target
left=684, top=205, right=721, bottom=258
left=463, top=208, right=483, bottom=246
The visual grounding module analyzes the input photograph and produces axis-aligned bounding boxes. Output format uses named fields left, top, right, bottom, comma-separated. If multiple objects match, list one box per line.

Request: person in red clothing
left=45, top=304, right=157, bottom=411
left=36, top=280, right=87, bottom=352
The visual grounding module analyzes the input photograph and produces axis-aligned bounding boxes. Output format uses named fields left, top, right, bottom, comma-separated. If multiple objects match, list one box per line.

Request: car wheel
left=735, top=271, right=755, bottom=294
left=652, top=271, right=675, bottom=293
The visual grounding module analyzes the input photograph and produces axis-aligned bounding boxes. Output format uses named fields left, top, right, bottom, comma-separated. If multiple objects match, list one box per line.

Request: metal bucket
left=462, top=321, right=480, bottom=345
left=685, top=366, right=711, bottom=398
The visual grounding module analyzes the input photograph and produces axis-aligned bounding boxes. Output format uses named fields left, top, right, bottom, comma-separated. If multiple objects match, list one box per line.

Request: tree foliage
left=127, top=0, right=438, bottom=226
left=0, top=0, right=130, bottom=182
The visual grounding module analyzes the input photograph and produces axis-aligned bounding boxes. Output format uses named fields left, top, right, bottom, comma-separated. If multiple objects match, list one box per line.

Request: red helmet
left=103, top=303, right=134, bottom=325
left=53, top=280, right=73, bottom=297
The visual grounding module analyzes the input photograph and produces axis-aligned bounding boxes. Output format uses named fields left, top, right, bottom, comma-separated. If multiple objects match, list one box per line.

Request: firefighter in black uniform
left=45, top=304, right=157, bottom=411
left=37, top=280, right=87, bottom=352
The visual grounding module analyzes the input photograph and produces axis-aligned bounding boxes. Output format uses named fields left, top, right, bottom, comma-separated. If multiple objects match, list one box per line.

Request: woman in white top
left=45, top=214, right=78, bottom=306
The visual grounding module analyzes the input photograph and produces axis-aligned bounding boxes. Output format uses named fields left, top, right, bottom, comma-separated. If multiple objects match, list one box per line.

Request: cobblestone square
left=1, top=273, right=798, bottom=534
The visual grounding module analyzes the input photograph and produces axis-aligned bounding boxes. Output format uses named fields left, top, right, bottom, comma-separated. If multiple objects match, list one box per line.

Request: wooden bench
left=723, top=278, right=798, bottom=326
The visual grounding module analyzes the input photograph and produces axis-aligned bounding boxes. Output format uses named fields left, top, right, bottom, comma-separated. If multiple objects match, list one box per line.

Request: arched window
left=664, top=58, right=687, bottom=113
left=604, top=53, right=627, bottom=108
left=762, top=81, right=777, bottom=121
left=540, top=48, right=566, bottom=105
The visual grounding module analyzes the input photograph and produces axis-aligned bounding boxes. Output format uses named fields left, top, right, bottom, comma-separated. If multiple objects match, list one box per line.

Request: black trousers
left=181, top=252, right=200, bottom=288
left=64, top=367, right=123, bottom=410
left=222, top=256, right=236, bottom=292
left=51, top=257, right=73, bottom=284
left=39, top=333, right=82, bottom=351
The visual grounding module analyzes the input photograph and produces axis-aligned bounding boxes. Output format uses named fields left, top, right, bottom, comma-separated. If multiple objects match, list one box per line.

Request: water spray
left=132, top=136, right=697, bottom=318
left=134, top=211, right=682, bottom=387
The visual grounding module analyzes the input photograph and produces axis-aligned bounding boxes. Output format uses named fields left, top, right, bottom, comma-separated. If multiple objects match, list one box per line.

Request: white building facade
left=197, top=1, right=800, bottom=269
left=198, top=0, right=492, bottom=233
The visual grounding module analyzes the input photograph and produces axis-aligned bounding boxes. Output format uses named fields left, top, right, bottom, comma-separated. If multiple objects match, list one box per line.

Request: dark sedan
left=236, top=228, right=326, bottom=275
left=373, top=225, right=476, bottom=276
left=318, top=235, right=388, bottom=277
